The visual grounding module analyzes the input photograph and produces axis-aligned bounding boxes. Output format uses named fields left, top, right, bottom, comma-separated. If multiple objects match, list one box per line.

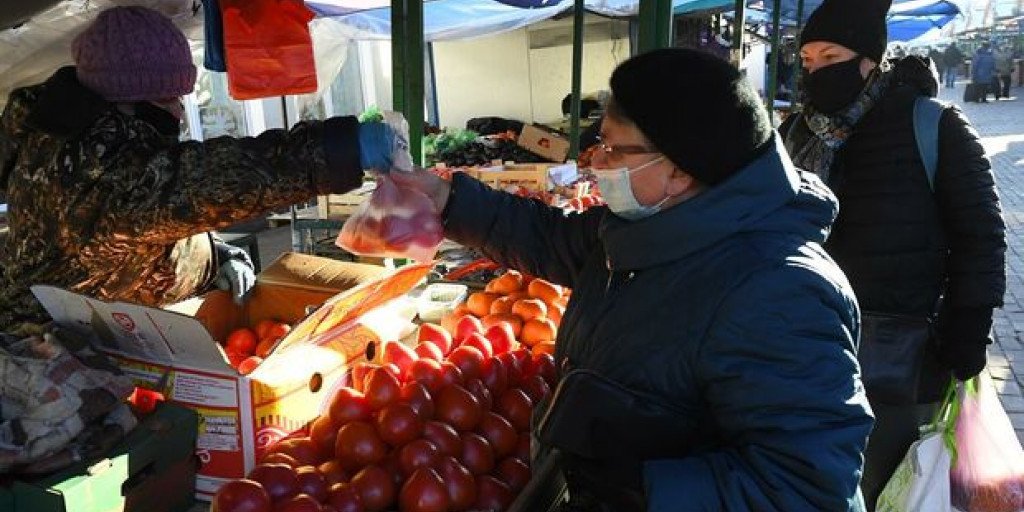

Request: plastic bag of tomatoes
left=336, top=173, right=444, bottom=263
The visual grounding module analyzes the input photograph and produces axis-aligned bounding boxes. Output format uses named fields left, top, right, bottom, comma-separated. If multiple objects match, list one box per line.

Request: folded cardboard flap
left=256, top=252, right=388, bottom=293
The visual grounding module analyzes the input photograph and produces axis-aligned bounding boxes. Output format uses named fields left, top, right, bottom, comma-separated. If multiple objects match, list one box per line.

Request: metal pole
left=767, top=0, right=783, bottom=123
left=638, top=0, right=673, bottom=53
left=569, top=0, right=585, bottom=160
left=391, top=0, right=424, bottom=166
left=792, top=0, right=805, bottom=100
left=391, top=0, right=406, bottom=113
left=731, top=0, right=746, bottom=67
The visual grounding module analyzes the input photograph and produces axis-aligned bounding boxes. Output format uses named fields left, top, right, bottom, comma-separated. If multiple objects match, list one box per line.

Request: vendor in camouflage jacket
left=0, top=6, right=396, bottom=333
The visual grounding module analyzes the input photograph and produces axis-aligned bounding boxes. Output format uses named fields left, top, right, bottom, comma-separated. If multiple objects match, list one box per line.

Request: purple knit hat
left=72, top=6, right=197, bottom=102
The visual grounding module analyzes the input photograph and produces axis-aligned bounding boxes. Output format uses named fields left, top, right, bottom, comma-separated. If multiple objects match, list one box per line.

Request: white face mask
left=594, top=156, right=670, bottom=221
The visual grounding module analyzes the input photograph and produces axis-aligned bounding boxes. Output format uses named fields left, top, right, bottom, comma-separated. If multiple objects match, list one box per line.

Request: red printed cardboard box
left=32, top=253, right=430, bottom=500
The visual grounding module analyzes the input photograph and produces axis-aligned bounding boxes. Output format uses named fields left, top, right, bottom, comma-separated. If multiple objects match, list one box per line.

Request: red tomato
left=383, top=363, right=403, bottom=382
left=399, top=467, right=449, bottom=512
left=406, top=358, right=444, bottom=394
left=422, top=421, right=463, bottom=458
left=496, top=352, right=523, bottom=387
left=462, top=333, right=494, bottom=359
left=476, top=412, right=517, bottom=459
left=237, top=356, right=263, bottom=375
left=480, top=357, right=509, bottom=397
left=349, top=465, right=396, bottom=512
left=453, top=316, right=484, bottom=344
left=260, top=452, right=300, bottom=468
left=447, top=346, right=485, bottom=381
left=514, top=435, right=531, bottom=464
left=527, top=353, right=557, bottom=389
left=264, top=322, right=291, bottom=341
left=473, top=475, right=514, bottom=511
left=226, top=349, right=247, bottom=369
left=381, top=341, right=418, bottom=378
left=294, top=466, right=329, bottom=503
left=510, top=348, right=531, bottom=376
left=400, top=382, right=435, bottom=421
left=417, top=323, right=453, bottom=355
left=255, top=337, right=279, bottom=359
left=275, top=493, right=321, bottom=512
left=520, top=374, right=552, bottom=405
left=326, top=483, right=363, bottom=512
left=328, top=388, right=371, bottom=427
left=483, top=324, right=516, bottom=355
left=226, top=328, right=258, bottom=355
left=434, top=456, right=476, bottom=511
left=247, top=463, right=298, bottom=502
left=254, top=319, right=276, bottom=340
left=317, top=461, right=350, bottom=487
left=308, top=416, right=339, bottom=459
left=459, top=432, right=495, bottom=475
left=274, top=438, right=321, bottom=466
left=212, top=478, right=271, bottom=512
left=398, top=439, right=440, bottom=477
left=465, top=379, right=493, bottom=412
left=363, top=368, right=401, bottom=411
left=438, top=362, right=464, bottom=388
left=335, top=421, right=388, bottom=470
left=435, top=384, right=483, bottom=432
left=375, top=403, right=424, bottom=447
left=495, top=457, right=531, bottom=492
left=414, top=341, right=444, bottom=362
left=497, top=388, right=534, bottom=431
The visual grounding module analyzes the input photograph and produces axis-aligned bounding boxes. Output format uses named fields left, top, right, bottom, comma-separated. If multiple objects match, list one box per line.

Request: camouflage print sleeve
left=1, top=89, right=34, bottom=199
left=86, top=115, right=364, bottom=245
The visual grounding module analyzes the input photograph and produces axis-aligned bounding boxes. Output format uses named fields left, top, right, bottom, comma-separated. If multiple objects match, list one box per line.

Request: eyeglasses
left=594, top=137, right=659, bottom=158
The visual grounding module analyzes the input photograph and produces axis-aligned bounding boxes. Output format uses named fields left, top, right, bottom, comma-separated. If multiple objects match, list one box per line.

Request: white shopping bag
left=876, top=431, right=953, bottom=512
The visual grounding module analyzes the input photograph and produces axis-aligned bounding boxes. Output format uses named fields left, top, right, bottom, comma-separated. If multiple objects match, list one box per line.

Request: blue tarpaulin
left=742, top=0, right=960, bottom=41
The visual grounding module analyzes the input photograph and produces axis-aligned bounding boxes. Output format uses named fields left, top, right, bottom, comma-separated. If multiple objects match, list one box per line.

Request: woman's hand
left=390, top=166, right=452, bottom=213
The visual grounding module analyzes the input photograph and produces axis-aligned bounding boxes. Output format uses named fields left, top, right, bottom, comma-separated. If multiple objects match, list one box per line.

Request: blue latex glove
left=216, top=258, right=255, bottom=305
left=359, top=119, right=412, bottom=172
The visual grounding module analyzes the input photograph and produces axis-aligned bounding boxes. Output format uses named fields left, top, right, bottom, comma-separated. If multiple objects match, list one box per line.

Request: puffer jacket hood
left=888, top=55, right=940, bottom=98
left=599, top=135, right=838, bottom=271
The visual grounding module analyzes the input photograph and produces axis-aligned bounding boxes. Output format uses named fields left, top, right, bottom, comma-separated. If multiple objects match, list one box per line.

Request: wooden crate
left=316, top=181, right=376, bottom=219
left=474, top=163, right=552, bottom=192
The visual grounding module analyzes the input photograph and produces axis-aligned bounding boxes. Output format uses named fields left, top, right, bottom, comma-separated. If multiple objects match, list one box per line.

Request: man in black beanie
left=780, top=0, right=1006, bottom=509
left=393, top=47, right=872, bottom=511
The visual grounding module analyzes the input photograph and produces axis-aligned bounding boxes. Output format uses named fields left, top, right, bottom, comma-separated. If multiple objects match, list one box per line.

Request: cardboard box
left=316, top=180, right=376, bottom=220
left=0, top=402, right=198, bottom=512
left=33, top=253, right=430, bottom=500
left=474, top=163, right=552, bottom=192
left=517, top=124, right=570, bottom=163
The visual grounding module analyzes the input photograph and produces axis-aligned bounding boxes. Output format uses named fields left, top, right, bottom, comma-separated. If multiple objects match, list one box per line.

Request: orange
left=527, top=279, right=562, bottom=304
left=467, top=292, right=500, bottom=318
left=512, top=299, right=547, bottom=322
left=547, top=303, right=565, bottom=326
left=481, top=313, right=523, bottom=338
left=521, top=318, right=557, bottom=347
left=489, top=296, right=516, bottom=315
left=486, top=270, right=524, bottom=295
left=532, top=341, right=556, bottom=356
left=442, top=304, right=472, bottom=333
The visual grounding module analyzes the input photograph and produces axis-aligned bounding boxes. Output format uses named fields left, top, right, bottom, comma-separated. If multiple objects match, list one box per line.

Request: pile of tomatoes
left=212, top=316, right=557, bottom=512
left=222, top=320, right=293, bottom=375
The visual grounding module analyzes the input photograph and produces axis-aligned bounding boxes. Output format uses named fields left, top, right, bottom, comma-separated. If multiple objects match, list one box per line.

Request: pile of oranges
left=441, top=270, right=568, bottom=356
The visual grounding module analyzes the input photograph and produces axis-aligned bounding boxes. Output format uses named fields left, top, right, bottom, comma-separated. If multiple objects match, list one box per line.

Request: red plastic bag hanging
left=336, top=174, right=443, bottom=263
left=220, top=0, right=318, bottom=99
left=950, top=374, right=1024, bottom=512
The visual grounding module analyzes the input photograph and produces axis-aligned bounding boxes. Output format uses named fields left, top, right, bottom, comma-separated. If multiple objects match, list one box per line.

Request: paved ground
left=944, top=80, right=1024, bottom=441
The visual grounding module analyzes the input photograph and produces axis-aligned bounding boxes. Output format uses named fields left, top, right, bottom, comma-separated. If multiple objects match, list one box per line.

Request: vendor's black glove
left=937, top=306, right=994, bottom=381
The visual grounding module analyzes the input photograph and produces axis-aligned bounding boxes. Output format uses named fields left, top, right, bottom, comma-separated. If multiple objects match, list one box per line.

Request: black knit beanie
left=608, top=48, right=773, bottom=186
left=800, top=0, right=893, bottom=63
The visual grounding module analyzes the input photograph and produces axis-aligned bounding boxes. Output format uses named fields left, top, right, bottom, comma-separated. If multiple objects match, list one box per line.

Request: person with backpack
left=779, top=0, right=1006, bottom=509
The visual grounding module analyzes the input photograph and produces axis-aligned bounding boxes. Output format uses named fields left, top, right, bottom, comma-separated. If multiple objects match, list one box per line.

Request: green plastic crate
left=1, top=402, right=198, bottom=512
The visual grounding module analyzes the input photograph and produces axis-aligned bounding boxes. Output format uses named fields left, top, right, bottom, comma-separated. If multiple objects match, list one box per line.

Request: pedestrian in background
left=995, top=45, right=1014, bottom=99
left=943, top=42, right=965, bottom=89
left=972, top=42, right=997, bottom=102
left=781, top=0, right=1007, bottom=509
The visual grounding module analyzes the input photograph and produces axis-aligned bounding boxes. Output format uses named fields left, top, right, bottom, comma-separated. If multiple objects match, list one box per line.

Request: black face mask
left=802, top=58, right=867, bottom=114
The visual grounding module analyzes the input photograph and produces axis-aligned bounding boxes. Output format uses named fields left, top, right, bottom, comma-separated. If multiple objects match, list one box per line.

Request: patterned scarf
left=785, top=69, right=893, bottom=184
